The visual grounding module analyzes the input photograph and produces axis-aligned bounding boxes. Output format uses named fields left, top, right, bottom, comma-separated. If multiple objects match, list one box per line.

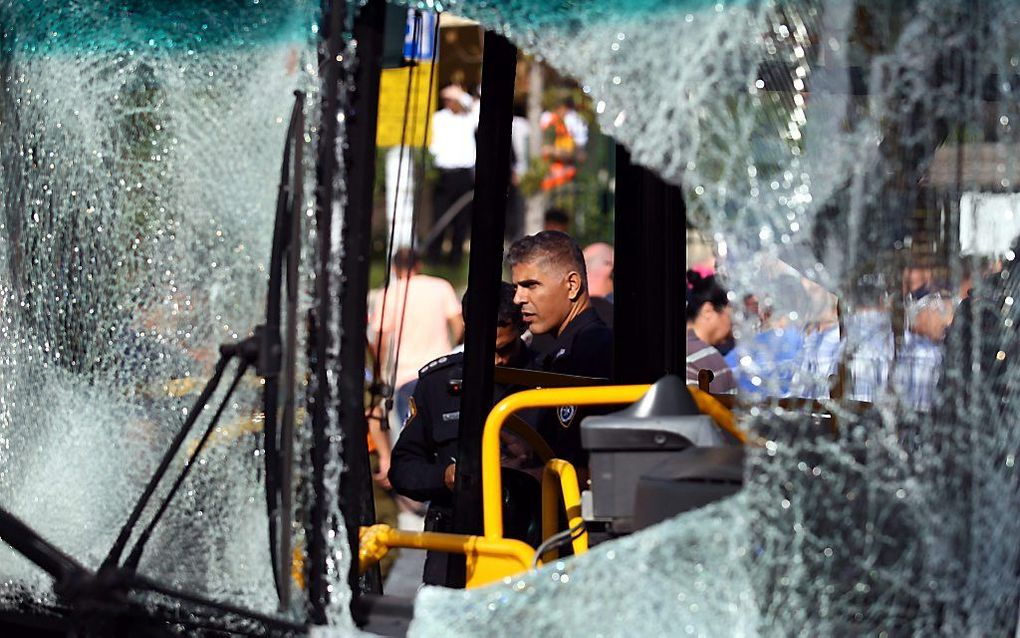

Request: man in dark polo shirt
left=507, top=231, right=613, bottom=466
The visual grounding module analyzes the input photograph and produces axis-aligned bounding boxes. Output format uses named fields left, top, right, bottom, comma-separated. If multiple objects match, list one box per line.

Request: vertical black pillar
left=449, top=32, right=517, bottom=587
left=309, top=0, right=345, bottom=625
left=340, top=0, right=386, bottom=607
left=613, top=145, right=686, bottom=384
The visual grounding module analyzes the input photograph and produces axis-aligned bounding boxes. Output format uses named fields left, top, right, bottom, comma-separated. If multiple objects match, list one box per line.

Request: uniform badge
left=557, top=405, right=577, bottom=428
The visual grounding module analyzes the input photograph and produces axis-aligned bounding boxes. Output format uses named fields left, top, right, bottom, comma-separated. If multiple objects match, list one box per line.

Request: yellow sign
left=376, top=62, right=437, bottom=148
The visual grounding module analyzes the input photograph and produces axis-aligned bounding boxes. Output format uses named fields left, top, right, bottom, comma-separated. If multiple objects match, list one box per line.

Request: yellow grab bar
left=541, top=458, right=587, bottom=562
left=482, top=385, right=651, bottom=541
left=687, top=386, right=746, bottom=444
left=358, top=524, right=536, bottom=588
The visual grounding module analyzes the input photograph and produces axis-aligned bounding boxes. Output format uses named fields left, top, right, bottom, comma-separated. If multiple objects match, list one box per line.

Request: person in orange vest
left=540, top=98, right=579, bottom=192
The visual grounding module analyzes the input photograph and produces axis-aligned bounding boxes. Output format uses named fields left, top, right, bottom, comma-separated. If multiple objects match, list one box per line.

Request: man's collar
left=553, top=307, right=601, bottom=346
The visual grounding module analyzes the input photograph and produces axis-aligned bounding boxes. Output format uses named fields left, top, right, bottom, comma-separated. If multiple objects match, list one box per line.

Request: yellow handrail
left=482, top=385, right=651, bottom=541
left=349, top=384, right=741, bottom=589
left=541, top=458, right=587, bottom=562
left=358, top=524, right=536, bottom=588
left=687, top=386, right=746, bottom=444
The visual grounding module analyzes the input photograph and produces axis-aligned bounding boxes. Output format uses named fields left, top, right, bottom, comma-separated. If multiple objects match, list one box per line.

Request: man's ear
left=566, top=270, right=583, bottom=301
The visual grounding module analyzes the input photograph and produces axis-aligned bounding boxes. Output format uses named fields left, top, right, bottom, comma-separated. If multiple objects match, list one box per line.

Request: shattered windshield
left=3, top=0, right=1020, bottom=635
left=0, top=0, right=322, bottom=622
left=405, top=0, right=1020, bottom=635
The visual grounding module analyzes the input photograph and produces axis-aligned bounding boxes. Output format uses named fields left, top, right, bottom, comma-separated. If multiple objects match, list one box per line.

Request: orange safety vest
left=541, top=113, right=577, bottom=191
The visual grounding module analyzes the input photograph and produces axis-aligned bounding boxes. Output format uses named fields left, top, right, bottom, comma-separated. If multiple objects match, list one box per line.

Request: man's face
left=494, top=324, right=522, bottom=366
left=512, top=259, right=573, bottom=336
left=906, top=267, right=932, bottom=292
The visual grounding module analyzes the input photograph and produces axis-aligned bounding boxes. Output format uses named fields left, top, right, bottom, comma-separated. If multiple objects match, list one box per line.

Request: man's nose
left=513, top=289, right=526, bottom=306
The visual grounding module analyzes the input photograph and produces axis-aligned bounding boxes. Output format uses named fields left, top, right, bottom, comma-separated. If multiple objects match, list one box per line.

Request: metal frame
left=308, top=0, right=347, bottom=624
left=339, top=0, right=388, bottom=605
left=449, top=31, right=518, bottom=585
left=613, top=146, right=687, bottom=384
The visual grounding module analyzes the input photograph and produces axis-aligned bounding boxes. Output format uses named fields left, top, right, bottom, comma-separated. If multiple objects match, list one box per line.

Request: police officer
left=507, top=231, right=613, bottom=467
left=387, top=282, right=531, bottom=586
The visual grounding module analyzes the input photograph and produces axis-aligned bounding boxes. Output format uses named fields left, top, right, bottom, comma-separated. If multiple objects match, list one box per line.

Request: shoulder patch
left=557, top=405, right=577, bottom=428
left=418, top=352, right=463, bottom=378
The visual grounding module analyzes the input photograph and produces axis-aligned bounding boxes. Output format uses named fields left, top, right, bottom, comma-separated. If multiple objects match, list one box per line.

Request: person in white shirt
left=428, top=84, right=478, bottom=265
left=507, top=104, right=530, bottom=242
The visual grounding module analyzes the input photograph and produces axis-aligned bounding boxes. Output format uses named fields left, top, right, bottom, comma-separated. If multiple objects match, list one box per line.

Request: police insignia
left=407, top=396, right=417, bottom=421
left=557, top=405, right=577, bottom=428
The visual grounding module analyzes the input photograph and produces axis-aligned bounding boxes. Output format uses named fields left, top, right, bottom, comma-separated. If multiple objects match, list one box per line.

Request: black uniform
left=388, top=345, right=533, bottom=586
left=533, top=307, right=613, bottom=467
left=529, top=296, right=613, bottom=357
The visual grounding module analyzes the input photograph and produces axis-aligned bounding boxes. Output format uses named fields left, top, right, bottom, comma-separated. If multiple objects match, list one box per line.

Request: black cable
left=369, top=10, right=424, bottom=413
left=387, top=10, right=430, bottom=405
left=123, top=360, right=250, bottom=571
left=530, top=522, right=587, bottom=569
left=102, top=354, right=233, bottom=570
left=382, top=10, right=422, bottom=290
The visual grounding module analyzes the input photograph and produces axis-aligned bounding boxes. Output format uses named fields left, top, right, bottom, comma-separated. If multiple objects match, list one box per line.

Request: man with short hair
left=507, top=231, right=613, bottom=466
left=388, top=282, right=532, bottom=586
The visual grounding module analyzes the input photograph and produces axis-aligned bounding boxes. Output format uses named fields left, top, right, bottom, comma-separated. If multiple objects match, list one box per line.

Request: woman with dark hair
left=686, top=271, right=736, bottom=393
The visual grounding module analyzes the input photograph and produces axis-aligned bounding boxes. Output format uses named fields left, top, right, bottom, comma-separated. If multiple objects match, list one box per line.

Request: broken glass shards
left=0, top=0, right=321, bottom=621
left=399, top=0, right=1020, bottom=635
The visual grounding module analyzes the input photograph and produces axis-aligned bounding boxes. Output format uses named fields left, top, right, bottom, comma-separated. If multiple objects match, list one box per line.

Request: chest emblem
left=557, top=405, right=577, bottom=428
left=403, top=396, right=418, bottom=428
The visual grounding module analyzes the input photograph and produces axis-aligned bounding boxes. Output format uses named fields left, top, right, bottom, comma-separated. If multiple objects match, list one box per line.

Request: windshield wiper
left=98, top=90, right=307, bottom=609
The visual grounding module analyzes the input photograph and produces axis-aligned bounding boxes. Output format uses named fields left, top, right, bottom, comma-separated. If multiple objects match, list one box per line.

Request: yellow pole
left=686, top=386, right=747, bottom=444
left=541, top=458, right=587, bottom=561
left=481, top=385, right=651, bottom=540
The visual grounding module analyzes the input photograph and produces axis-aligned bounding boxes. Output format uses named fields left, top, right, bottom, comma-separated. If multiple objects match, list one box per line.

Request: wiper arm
left=99, top=91, right=307, bottom=611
